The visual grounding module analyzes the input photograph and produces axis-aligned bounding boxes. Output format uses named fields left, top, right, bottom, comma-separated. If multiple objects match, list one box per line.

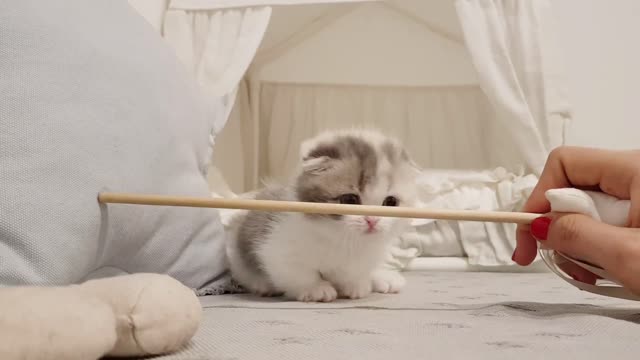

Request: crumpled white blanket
left=394, top=167, right=538, bottom=267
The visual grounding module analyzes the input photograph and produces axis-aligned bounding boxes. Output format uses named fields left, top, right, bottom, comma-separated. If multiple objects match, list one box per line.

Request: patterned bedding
left=157, top=271, right=640, bottom=359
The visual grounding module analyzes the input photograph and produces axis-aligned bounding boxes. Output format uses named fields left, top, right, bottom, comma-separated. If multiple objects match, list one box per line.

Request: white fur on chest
left=259, top=214, right=389, bottom=280
left=243, top=213, right=405, bottom=302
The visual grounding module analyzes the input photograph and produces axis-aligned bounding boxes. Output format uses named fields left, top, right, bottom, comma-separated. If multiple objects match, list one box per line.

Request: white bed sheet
left=406, top=256, right=548, bottom=273
left=157, top=271, right=640, bottom=360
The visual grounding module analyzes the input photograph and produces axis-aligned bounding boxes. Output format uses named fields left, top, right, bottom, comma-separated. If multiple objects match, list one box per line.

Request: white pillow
left=0, top=0, right=229, bottom=293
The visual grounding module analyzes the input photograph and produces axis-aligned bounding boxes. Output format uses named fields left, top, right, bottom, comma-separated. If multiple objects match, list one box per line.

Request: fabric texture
left=0, top=0, right=228, bottom=291
left=79, top=274, right=203, bottom=357
left=405, top=256, right=548, bottom=273
left=0, top=273, right=201, bottom=360
left=208, top=79, right=253, bottom=194
left=0, top=287, right=117, bottom=360
left=154, top=271, right=640, bottom=360
left=398, top=167, right=537, bottom=265
left=256, top=83, right=499, bottom=184
left=455, top=0, right=572, bottom=176
left=169, top=0, right=377, bottom=10
left=163, top=5, right=271, bottom=135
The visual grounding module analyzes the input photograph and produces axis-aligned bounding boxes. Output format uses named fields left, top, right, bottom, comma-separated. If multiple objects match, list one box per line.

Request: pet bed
left=156, top=271, right=640, bottom=360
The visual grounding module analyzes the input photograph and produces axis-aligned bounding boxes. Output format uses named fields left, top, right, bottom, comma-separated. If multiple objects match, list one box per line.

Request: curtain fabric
left=208, top=79, right=251, bottom=194
left=163, top=5, right=271, bottom=134
left=168, top=0, right=378, bottom=11
left=455, top=0, right=571, bottom=176
left=257, top=82, right=498, bottom=183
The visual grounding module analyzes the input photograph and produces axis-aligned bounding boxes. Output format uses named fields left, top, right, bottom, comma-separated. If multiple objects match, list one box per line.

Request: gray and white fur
left=226, top=129, right=420, bottom=302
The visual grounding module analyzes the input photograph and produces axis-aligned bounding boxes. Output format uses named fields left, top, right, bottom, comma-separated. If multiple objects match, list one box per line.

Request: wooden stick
left=97, top=192, right=540, bottom=224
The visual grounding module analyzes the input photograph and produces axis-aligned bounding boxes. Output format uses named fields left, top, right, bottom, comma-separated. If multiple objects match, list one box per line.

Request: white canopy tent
left=159, top=0, right=571, bottom=269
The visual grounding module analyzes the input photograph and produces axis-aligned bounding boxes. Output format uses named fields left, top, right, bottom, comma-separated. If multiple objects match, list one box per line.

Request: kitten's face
left=295, top=130, right=419, bottom=238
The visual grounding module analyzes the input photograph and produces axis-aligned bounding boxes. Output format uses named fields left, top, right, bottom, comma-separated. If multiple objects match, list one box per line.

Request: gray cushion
left=0, top=0, right=228, bottom=292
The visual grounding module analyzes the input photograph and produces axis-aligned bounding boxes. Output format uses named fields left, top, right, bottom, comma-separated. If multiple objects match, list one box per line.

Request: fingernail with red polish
left=571, top=274, right=584, bottom=283
left=530, top=217, right=551, bottom=240
left=511, top=250, right=517, bottom=262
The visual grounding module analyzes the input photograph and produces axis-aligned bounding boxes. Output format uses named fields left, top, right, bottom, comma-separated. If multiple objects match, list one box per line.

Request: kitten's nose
left=365, top=216, right=379, bottom=229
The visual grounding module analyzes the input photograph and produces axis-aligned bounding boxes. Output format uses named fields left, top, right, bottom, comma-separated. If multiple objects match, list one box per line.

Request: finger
left=514, top=149, right=573, bottom=263
left=551, top=147, right=638, bottom=200
left=540, top=224, right=601, bottom=284
left=537, top=213, right=640, bottom=291
left=516, top=147, right=640, bottom=264
left=629, top=177, right=640, bottom=227
left=556, top=259, right=599, bottom=285
left=524, top=147, right=637, bottom=214
left=515, top=148, right=601, bottom=264
left=514, top=224, right=538, bottom=265
left=543, top=213, right=620, bottom=266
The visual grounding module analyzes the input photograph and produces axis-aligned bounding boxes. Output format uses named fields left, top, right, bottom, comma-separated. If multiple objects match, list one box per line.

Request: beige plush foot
left=80, top=273, right=202, bottom=357
left=0, top=286, right=117, bottom=360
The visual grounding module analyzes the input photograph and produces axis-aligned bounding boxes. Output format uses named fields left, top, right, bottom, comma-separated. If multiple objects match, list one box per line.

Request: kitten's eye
left=382, top=196, right=398, bottom=207
left=338, top=194, right=361, bottom=205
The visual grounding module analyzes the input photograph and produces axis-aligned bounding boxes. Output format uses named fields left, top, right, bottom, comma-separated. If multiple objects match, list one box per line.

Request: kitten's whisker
left=98, top=192, right=540, bottom=225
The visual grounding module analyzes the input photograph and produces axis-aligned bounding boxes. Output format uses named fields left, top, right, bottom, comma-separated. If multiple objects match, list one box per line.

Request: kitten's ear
left=301, top=156, right=334, bottom=174
left=401, top=149, right=423, bottom=176
left=408, top=158, right=423, bottom=173
left=299, top=137, right=317, bottom=162
left=299, top=137, right=340, bottom=175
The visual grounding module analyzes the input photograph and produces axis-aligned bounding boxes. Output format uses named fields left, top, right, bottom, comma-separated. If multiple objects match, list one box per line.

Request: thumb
left=532, top=213, right=640, bottom=287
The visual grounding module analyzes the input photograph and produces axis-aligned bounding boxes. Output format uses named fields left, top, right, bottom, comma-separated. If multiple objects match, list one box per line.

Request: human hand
left=513, top=146, right=640, bottom=295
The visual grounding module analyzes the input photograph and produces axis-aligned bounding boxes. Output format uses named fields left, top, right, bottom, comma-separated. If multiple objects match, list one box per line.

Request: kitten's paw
left=241, top=281, right=279, bottom=297
left=372, top=270, right=406, bottom=294
left=256, top=289, right=283, bottom=297
left=338, top=280, right=373, bottom=299
left=292, top=281, right=338, bottom=303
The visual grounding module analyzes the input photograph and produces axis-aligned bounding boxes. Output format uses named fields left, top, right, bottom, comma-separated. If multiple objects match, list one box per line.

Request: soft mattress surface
left=159, top=271, right=640, bottom=359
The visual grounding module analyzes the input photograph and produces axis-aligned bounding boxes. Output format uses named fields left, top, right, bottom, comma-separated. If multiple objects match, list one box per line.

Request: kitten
left=226, top=129, right=420, bottom=302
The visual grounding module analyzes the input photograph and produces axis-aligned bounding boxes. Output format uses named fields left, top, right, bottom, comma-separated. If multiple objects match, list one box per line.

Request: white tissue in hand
left=546, top=188, right=630, bottom=226
left=541, top=188, right=639, bottom=301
